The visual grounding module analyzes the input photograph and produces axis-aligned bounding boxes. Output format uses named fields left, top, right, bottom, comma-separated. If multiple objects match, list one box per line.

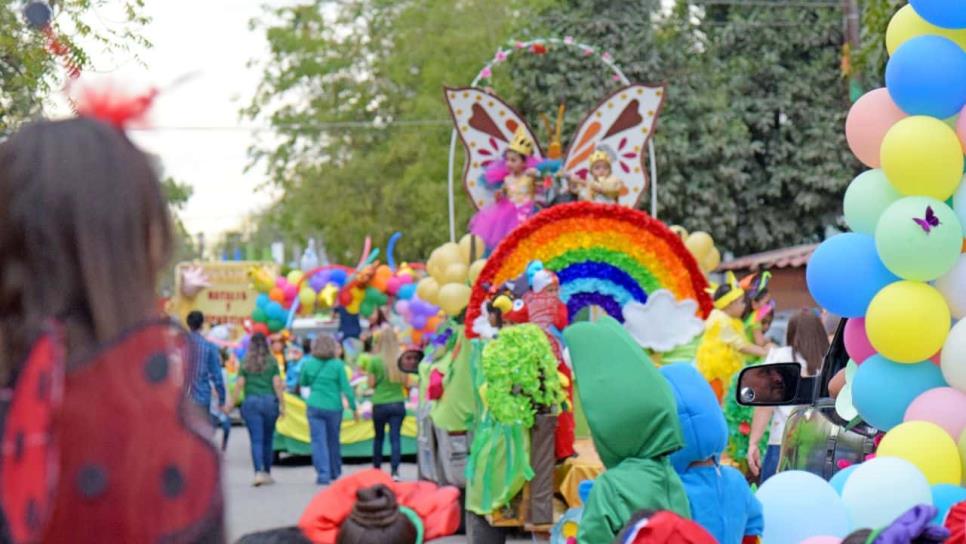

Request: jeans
left=760, top=444, right=782, bottom=484
left=373, top=402, right=406, bottom=473
left=240, top=394, right=279, bottom=473
left=307, top=406, right=343, bottom=484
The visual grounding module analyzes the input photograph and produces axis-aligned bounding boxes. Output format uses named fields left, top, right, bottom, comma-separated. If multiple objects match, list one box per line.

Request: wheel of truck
left=465, top=511, right=507, bottom=544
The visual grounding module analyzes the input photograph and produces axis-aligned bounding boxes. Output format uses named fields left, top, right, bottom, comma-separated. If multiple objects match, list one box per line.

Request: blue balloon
left=256, top=293, right=270, bottom=309
left=886, top=36, right=966, bottom=118
left=266, top=301, right=286, bottom=322
left=756, top=471, right=850, bottom=543
left=806, top=234, right=899, bottom=317
left=397, top=283, right=417, bottom=300
left=909, top=0, right=966, bottom=29
left=329, top=269, right=348, bottom=287
left=852, top=356, right=947, bottom=431
left=829, top=465, right=857, bottom=495
left=932, top=484, right=966, bottom=524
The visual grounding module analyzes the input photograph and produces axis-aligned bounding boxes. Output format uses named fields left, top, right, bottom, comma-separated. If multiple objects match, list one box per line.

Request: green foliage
left=856, top=0, right=904, bottom=84
left=243, top=0, right=550, bottom=262
left=161, top=176, right=193, bottom=211
left=0, top=0, right=150, bottom=134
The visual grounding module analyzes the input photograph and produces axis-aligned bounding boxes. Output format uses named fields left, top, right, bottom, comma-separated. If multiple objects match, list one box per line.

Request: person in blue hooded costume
left=660, top=363, right=764, bottom=544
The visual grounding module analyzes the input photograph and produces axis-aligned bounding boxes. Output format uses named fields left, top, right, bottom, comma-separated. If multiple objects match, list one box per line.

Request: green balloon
left=844, top=169, right=901, bottom=234
left=845, top=359, right=858, bottom=384
left=875, top=196, right=962, bottom=281
left=267, top=318, right=285, bottom=333
left=252, top=307, right=268, bottom=323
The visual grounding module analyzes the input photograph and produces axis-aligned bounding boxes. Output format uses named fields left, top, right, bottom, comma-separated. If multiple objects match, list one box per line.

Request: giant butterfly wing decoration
left=562, top=84, right=666, bottom=208
left=1, top=326, right=65, bottom=544
left=444, top=87, right=544, bottom=210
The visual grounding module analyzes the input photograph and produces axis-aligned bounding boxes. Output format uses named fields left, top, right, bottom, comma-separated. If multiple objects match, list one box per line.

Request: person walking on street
left=362, top=309, right=410, bottom=481
left=300, top=334, right=357, bottom=484
left=226, top=333, right=286, bottom=486
left=186, top=311, right=226, bottom=427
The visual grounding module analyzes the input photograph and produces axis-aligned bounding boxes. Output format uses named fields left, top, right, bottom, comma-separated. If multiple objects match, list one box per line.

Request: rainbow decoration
left=465, top=202, right=713, bottom=335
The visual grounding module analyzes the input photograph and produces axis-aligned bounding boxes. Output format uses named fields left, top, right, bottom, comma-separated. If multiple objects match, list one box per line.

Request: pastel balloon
left=844, top=318, right=875, bottom=364
left=468, top=259, right=487, bottom=286
left=905, top=387, right=966, bottom=440
left=829, top=465, right=857, bottom=495
left=386, top=276, right=403, bottom=295
left=878, top=421, right=962, bottom=485
left=880, top=116, right=964, bottom=200
left=866, top=281, right=951, bottom=363
left=685, top=231, right=714, bottom=258
left=397, top=283, right=417, bottom=300
left=952, top=176, right=966, bottom=233
left=835, top=383, right=858, bottom=421
left=844, top=170, right=901, bottom=234
left=842, top=457, right=932, bottom=528
left=437, top=283, right=472, bottom=316
left=442, top=262, right=469, bottom=285
left=756, top=471, right=850, bottom=543
left=286, top=270, right=304, bottom=286
left=958, top=428, right=966, bottom=484
left=800, top=538, right=841, bottom=544
left=875, top=197, right=962, bottom=281
left=416, top=277, right=440, bottom=306
left=298, top=287, right=316, bottom=309
left=853, top=356, right=947, bottom=430
left=459, top=233, right=485, bottom=263
left=846, top=88, right=907, bottom=168
left=806, top=234, right=899, bottom=317
left=909, top=0, right=966, bottom=29
left=435, top=242, right=463, bottom=268
left=936, top=255, right=966, bottom=319
left=886, top=36, right=966, bottom=118
left=887, top=5, right=966, bottom=54
left=942, top=319, right=966, bottom=394
left=932, top=484, right=966, bottom=524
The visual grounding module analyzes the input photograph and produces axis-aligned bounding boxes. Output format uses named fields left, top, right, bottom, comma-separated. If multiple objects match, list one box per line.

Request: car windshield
left=818, top=318, right=850, bottom=400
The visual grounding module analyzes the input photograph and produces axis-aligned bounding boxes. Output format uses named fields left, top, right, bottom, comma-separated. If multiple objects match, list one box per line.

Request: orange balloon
left=269, top=287, right=285, bottom=303
left=411, top=330, right=424, bottom=344
left=426, top=316, right=442, bottom=332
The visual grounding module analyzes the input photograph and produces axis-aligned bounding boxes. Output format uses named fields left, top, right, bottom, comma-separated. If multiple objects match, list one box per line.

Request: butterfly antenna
left=555, top=103, right=566, bottom=144
left=540, top=113, right=553, bottom=145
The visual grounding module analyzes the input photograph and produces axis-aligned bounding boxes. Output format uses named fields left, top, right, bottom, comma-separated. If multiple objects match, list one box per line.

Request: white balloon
left=937, top=254, right=966, bottom=319
left=953, top=175, right=966, bottom=235
left=942, top=319, right=966, bottom=394
left=842, top=457, right=932, bottom=529
left=836, top=383, right=858, bottom=421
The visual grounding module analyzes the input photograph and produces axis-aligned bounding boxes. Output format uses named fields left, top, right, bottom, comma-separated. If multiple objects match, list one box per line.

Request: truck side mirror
left=736, top=363, right=817, bottom=406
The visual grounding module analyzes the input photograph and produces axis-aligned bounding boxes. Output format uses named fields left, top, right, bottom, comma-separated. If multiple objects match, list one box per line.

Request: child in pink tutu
left=470, top=127, right=541, bottom=249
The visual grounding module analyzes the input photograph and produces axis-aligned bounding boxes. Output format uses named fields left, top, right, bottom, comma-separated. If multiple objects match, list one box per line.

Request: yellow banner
left=170, top=261, right=278, bottom=330
left=276, top=393, right=417, bottom=445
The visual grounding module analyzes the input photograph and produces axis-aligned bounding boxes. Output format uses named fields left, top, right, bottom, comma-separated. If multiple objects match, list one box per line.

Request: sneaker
left=391, top=471, right=400, bottom=482
left=262, top=473, right=275, bottom=485
left=252, top=473, right=266, bottom=487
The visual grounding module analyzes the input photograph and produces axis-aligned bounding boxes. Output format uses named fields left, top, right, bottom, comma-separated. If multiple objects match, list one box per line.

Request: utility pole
left=842, top=0, right=862, bottom=101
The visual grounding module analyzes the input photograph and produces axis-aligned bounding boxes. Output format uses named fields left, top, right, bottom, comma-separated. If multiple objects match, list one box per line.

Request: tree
left=505, top=0, right=858, bottom=256
left=0, top=0, right=151, bottom=134
left=243, top=0, right=551, bottom=263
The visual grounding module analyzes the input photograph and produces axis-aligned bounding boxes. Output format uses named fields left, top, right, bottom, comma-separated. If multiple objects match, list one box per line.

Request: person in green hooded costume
left=563, top=316, right=691, bottom=544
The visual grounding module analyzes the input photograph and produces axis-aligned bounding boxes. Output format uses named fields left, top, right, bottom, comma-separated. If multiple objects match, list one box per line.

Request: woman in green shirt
left=364, top=310, right=412, bottom=480
left=226, top=333, right=285, bottom=487
left=299, top=334, right=357, bottom=485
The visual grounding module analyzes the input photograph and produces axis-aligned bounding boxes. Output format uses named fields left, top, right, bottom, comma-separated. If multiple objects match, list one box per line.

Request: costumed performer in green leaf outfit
left=564, top=316, right=691, bottom=544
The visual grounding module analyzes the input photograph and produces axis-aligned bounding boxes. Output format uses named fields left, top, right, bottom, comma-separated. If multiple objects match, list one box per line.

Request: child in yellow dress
left=696, top=272, right=770, bottom=402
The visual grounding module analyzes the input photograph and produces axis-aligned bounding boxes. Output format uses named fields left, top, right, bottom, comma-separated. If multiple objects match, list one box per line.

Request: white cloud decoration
left=622, top=290, right=705, bottom=352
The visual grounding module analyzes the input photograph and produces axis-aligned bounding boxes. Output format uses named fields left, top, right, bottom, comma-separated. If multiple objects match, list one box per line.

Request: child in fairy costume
left=586, top=148, right=626, bottom=204
left=695, top=272, right=769, bottom=402
left=470, top=127, right=542, bottom=249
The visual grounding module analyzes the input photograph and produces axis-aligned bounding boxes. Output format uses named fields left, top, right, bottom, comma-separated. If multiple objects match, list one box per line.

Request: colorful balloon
left=905, top=387, right=966, bottom=440
left=468, top=259, right=487, bottom=286
left=886, top=36, right=966, bottom=118
left=436, top=242, right=463, bottom=268
left=875, top=197, right=962, bottom=281
left=269, top=287, right=285, bottom=304
left=459, top=233, right=485, bottom=264
left=909, top=0, right=966, bottom=29
left=878, top=421, right=962, bottom=485
left=298, top=287, right=316, bottom=310
left=844, top=318, right=876, bottom=364
left=881, top=116, right=964, bottom=200
left=829, top=465, right=857, bottom=496
left=286, top=270, right=304, bottom=286
left=437, top=283, right=472, bottom=317
left=842, top=457, right=932, bottom=529
left=756, top=471, right=850, bottom=543
left=941, top=319, right=966, bottom=394
left=853, top=356, right=947, bottom=430
left=806, top=233, right=899, bottom=318
left=416, top=277, right=440, bottom=306
left=442, top=263, right=469, bottom=285
left=936, top=255, right=966, bottom=319
left=844, top=170, right=901, bottom=235
left=932, top=484, right=966, bottom=524
left=866, top=281, right=951, bottom=363
left=397, top=283, right=417, bottom=300
left=887, top=5, right=966, bottom=54
left=846, top=88, right=907, bottom=168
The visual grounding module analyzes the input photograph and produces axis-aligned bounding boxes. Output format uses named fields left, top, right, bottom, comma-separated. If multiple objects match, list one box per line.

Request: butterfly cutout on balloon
left=444, top=84, right=666, bottom=210
left=913, top=206, right=941, bottom=234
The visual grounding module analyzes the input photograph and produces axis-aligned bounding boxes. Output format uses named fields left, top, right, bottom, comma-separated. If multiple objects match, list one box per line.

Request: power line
left=128, top=120, right=452, bottom=132
left=688, top=0, right=840, bottom=6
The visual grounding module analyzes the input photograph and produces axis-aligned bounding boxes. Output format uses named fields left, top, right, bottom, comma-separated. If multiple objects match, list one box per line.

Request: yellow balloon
left=685, top=232, right=714, bottom=259
left=436, top=242, right=462, bottom=268
left=248, top=267, right=276, bottom=292
left=416, top=277, right=440, bottom=305
left=438, top=283, right=472, bottom=316
left=702, top=247, right=721, bottom=273
left=318, top=284, right=338, bottom=308
left=958, top=428, right=966, bottom=485
left=287, top=270, right=304, bottom=286
left=298, top=287, right=315, bottom=308
left=669, top=225, right=689, bottom=241
left=459, top=234, right=486, bottom=264
left=468, top=259, right=487, bottom=285
left=443, top=262, right=469, bottom=285
left=879, top=421, right=962, bottom=485
left=887, top=5, right=966, bottom=55
left=866, top=281, right=951, bottom=363
left=881, top=116, right=964, bottom=200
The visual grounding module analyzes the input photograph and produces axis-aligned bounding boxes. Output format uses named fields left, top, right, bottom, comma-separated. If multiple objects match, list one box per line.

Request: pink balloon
left=844, top=317, right=875, bottom=364
left=800, top=538, right=841, bottom=544
left=930, top=351, right=942, bottom=366
left=275, top=276, right=287, bottom=288
left=957, top=108, right=966, bottom=153
left=845, top=88, right=907, bottom=168
left=282, top=283, right=298, bottom=301
left=395, top=299, right=411, bottom=317
left=904, top=387, right=966, bottom=440
left=386, top=277, right=402, bottom=295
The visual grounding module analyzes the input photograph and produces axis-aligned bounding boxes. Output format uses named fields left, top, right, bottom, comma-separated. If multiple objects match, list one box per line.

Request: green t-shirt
left=299, top=356, right=357, bottom=412
left=368, top=355, right=407, bottom=405
left=241, top=362, right=279, bottom=397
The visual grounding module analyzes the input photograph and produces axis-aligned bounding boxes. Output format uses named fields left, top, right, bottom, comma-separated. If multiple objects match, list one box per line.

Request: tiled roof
left=718, top=244, right=817, bottom=272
